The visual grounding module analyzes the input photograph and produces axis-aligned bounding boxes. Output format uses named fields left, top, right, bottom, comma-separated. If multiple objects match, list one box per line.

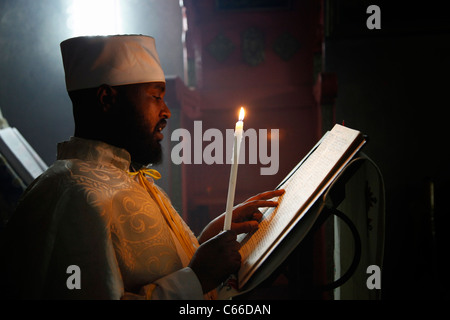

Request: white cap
left=60, top=35, right=165, bottom=91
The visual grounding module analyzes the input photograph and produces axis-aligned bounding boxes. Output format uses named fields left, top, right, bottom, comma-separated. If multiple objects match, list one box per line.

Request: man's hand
left=189, top=230, right=241, bottom=293
left=197, top=189, right=285, bottom=244
left=231, top=189, right=285, bottom=234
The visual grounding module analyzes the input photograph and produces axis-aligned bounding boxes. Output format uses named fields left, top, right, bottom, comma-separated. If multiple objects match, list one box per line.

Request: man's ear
left=96, top=84, right=118, bottom=112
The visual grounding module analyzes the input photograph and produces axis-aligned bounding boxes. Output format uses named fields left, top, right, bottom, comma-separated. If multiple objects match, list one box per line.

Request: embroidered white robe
left=0, top=137, right=204, bottom=299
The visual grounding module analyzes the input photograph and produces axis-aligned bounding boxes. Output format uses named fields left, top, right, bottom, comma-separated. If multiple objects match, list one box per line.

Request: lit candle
left=224, top=107, right=245, bottom=231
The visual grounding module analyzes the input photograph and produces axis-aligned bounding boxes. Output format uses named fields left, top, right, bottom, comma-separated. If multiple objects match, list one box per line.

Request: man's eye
left=152, top=96, right=162, bottom=101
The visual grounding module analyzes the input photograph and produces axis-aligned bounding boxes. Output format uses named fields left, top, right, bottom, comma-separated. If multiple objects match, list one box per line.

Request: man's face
left=118, top=82, right=171, bottom=166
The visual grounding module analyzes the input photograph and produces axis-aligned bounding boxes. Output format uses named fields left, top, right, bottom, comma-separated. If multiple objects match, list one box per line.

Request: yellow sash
left=128, top=168, right=196, bottom=259
left=128, top=168, right=217, bottom=300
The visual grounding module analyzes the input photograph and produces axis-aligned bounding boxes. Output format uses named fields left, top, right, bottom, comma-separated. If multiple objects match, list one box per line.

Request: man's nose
left=161, top=101, right=171, bottom=119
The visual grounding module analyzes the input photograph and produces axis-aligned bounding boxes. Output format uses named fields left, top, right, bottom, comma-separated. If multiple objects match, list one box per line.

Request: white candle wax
left=224, top=108, right=245, bottom=231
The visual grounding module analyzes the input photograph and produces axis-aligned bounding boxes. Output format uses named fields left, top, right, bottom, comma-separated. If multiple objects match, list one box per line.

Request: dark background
left=1, top=0, right=449, bottom=299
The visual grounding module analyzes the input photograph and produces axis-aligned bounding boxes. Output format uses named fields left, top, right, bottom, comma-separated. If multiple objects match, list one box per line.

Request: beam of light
left=66, top=0, right=123, bottom=37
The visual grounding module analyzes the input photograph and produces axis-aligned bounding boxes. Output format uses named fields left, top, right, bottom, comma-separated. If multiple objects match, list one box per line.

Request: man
left=0, top=35, right=283, bottom=299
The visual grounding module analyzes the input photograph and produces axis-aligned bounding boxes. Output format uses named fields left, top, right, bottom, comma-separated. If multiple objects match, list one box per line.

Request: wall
left=182, top=0, right=324, bottom=232
left=0, top=0, right=184, bottom=166
left=324, top=0, right=450, bottom=299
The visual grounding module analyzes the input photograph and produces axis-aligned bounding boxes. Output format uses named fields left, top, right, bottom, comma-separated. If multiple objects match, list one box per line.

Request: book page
left=237, top=124, right=364, bottom=288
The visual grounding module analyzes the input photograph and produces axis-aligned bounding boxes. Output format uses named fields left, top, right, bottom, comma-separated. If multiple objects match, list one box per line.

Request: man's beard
left=128, top=120, right=165, bottom=167
left=132, top=133, right=163, bottom=166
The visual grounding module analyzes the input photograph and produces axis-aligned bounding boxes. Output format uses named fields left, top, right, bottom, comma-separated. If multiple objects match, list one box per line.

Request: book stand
left=227, top=153, right=385, bottom=300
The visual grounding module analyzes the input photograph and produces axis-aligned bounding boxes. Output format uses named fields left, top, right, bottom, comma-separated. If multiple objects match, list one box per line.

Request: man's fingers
left=246, top=189, right=285, bottom=202
left=252, top=211, right=263, bottom=221
left=242, top=199, right=279, bottom=210
left=234, top=197, right=281, bottom=222
left=232, top=220, right=259, bottom=235
left=230, top=189, right=284, bottom=233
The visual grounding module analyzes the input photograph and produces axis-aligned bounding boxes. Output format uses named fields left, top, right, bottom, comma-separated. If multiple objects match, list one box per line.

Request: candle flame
left=239, top=107, right=245, bottom=121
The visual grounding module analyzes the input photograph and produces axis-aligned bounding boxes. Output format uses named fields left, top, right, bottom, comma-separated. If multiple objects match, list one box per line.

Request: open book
left=233, top=124, right=366, bottom=292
